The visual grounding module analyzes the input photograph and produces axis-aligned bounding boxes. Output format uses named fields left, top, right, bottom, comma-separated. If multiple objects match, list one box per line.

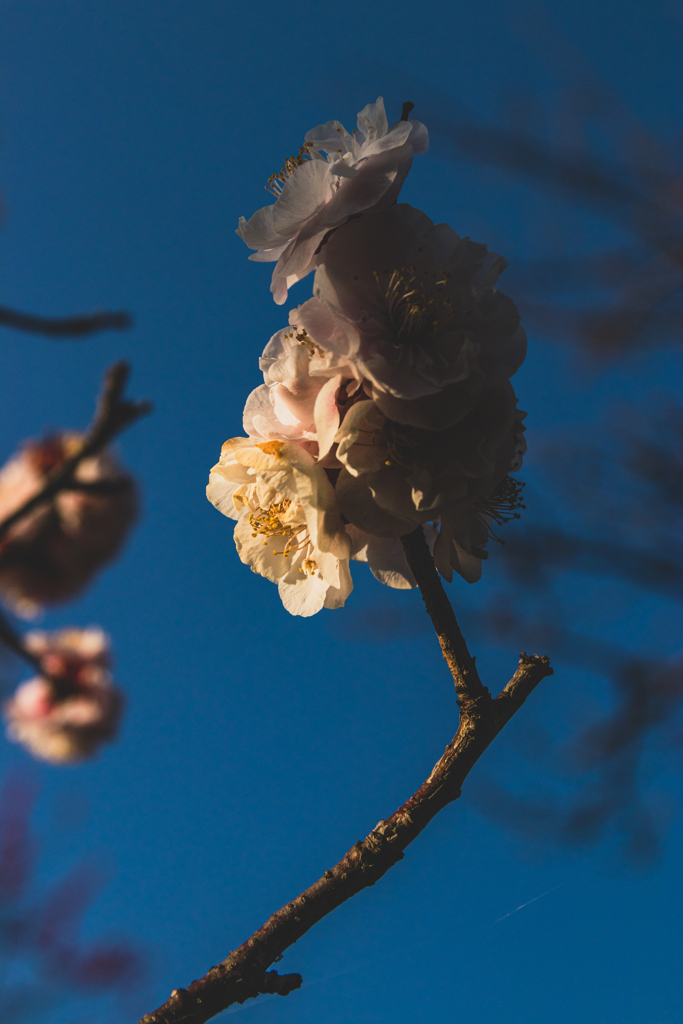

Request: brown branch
left=400, top=526, right=490, bottom=709
left=0, top=606, right=43, bottom=675
left=0, top=306, right=132, bottom=338
left=138, top=556, right=553, bottom=1024
left=0, top=605, right=77, bottom=699
left=0, top=361, right=151, bottom=544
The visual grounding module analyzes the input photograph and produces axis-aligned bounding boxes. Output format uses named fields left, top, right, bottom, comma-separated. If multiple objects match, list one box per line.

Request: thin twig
left=138, top=568, right=552, bottom=1024
left=0, top=607, right=42, bottom=676
left=0, top=361, right=151, bottom=544
left=401, top=526, right=491, bottom=709
left=0, top=606, right=76, bottom=699
left=0, top=306, right=132, bottom=338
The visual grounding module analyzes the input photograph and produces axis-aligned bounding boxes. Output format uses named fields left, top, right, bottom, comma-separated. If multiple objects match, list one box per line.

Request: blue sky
left=0, top=1, right=682, bottom=1022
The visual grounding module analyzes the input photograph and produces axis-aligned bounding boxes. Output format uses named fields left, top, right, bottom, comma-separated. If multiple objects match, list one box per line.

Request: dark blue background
left=0, top=2, right=681, bottom=1021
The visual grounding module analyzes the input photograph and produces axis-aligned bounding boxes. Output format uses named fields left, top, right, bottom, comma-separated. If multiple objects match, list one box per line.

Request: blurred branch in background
left=0, top=772, right=147, bottom=1023
left=0, top=306, right=132, bottom=339
left=431, top=78, right=683, bottom=357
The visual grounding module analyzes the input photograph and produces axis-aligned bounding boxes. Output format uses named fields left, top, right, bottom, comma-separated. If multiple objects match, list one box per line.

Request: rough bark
left=139, top=529, right=552, bottom=1024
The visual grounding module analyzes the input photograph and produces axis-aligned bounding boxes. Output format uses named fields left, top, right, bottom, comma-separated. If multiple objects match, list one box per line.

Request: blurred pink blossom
left=0, top=433, right=137, bottom=617
left=4, top=629, right=123, bottom=764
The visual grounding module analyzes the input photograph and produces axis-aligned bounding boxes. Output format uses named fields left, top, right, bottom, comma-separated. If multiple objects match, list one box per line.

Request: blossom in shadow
left=0, top=434, right=137, bottom=617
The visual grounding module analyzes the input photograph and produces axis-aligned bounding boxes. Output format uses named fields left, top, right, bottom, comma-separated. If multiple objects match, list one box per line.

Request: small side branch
left=0, top=606, right=42, bottom=675
left=0, top=606, right=77, bottom=699
left=401, top=526, right=490, bottom=709
left=0, top=361, right=151, bottom=543
left=0, top=306, right=131, bottom=338
left=138, top=652, right=553, bottom=1024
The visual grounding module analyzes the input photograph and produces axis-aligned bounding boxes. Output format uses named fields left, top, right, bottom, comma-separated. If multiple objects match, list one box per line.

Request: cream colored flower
left=4, top=628, right=123, bottom=764
left=0, top=434, right=137, bottom=617
left=207, top=438, right=352, bottom=616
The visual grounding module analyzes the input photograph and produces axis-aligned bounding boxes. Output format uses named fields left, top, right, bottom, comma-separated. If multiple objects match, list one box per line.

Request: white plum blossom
left=236, top=98, right=428, bottom=305
left=218, top=96, right=531, bottom=606
left=333, top=384, right=527, bottom=583
left=207, top=438, right=352, bottom=616
left=296, top=204, right=527, bottom=430
left=4, top=628, right=123, bottom=764
left=242, top=320, right=364, bottom=460
left=242, top=325, right=344, bottom=453
left=0, top=433, right=137, bottom=617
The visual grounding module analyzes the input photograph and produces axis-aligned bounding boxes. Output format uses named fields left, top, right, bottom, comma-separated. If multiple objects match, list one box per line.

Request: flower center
left=472, top=476, right=526, bottom=543
left=265, top=145, right=312, bottom=196
left=249, top=499, right=310, bottom=557
left=378, top=267, right=457, bottom=352
left=283, top=327, right=325, bottom=358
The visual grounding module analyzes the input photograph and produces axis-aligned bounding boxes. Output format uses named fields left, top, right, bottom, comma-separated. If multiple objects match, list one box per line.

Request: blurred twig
left=0, top=361, right=151, bottom=544
left=0, top=306, right=132, bottom=338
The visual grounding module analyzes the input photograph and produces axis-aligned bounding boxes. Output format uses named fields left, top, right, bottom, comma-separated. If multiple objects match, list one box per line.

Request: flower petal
left=314, top=375, right=342, bottom=459
left=278, top=566, right=328, bottom=616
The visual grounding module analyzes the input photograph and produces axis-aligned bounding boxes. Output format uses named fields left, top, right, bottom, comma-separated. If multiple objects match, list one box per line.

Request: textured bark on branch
left=139, top=528, right=552, bottom=1024
left=0, top=360, right=151, bottom=544
left=0, top=305, right=131, bottom=338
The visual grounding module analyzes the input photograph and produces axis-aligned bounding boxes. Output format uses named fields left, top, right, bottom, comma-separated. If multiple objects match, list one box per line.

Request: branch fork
left=138, top=527, right=552, bottom=1024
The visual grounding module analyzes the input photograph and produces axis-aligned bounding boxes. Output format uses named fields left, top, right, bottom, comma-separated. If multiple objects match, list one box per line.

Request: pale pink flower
left=207, top=438, right=352, bottom=616
left=242, top=322, right=358, bottom=460
left=297, top=204, right=527, bottom=430
left=237, top=98, right=428, bottom=305
left=0, top=434, right=137, bottom=617
left=4, top=628, right=123, bottom=764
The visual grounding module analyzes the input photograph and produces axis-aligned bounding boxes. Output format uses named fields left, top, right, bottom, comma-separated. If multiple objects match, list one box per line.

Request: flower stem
left=400, top=525, right=492, bottom=710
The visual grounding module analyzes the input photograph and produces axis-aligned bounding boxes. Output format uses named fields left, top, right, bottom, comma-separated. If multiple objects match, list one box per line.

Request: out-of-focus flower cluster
left=0, top=429, right=137, bottom=762
left=0, top=433, right=136, bottom=617
left=4, top=628, right=123, bottom=764
left=209, top=97, right=528, bottom=615
left=0, top=774, right=145, bottom=1020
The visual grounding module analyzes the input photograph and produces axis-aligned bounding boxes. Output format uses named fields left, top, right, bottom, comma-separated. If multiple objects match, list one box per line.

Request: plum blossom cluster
left=208, top=97, right=528, bottom=616
left=0, top=397, right=141, bottom=762
left=4, top=628, right=123, bottom=764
